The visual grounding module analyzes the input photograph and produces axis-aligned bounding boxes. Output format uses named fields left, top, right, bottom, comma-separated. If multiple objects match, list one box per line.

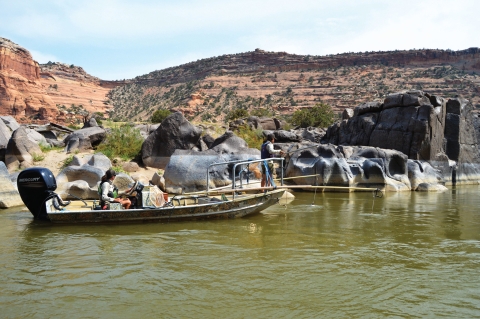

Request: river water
left=1, top=186, right=480, bottom=318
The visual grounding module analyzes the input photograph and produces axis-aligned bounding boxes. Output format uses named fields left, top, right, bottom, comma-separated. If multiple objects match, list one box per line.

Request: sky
left=1, top=0, right=479, bottom=80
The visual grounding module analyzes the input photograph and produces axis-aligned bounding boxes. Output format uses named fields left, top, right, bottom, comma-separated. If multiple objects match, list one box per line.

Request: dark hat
left=106, top=169, right=117, bottom=179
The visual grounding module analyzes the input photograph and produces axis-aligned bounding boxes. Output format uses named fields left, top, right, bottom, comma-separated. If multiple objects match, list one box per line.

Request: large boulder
left=56, top=165, right=105, bottom=199
left=82, top=117, right=98, bottom=128
left=141, top=112, right=202, bottom=169
left=0, top=116, right=20, bottom=131
left=163, top=131, right=260, bottom=193
left=63, top=126, right=106, bottom=153
left=164, top=149, right=259, bottom=194
left=408, top=160, right=448, bottom=191
left=0, top=118, right=11, bottom=162
left=229, top=116, right=283, bottom=131
left=25, top=127, right=47, bottom=145
left=55, top=153, right=125, bottom=200
left=0, top=161, right=23, bottom=208
left=284, top=144, right=449, bottom=191
left=70, top=153, right=112, bottom=172
left=4, top=126, right=42, bottom=171
left=135, top=123, right=160, bottom=139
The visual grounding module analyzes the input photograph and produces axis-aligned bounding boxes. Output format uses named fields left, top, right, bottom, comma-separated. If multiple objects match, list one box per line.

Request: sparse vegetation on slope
left=107, top=48, right=480, bottom=124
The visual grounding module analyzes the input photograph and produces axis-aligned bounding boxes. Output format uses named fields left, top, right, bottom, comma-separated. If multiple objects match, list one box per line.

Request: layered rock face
left=0, top=38, right=57, bottom=123
left=322, top=91, right=480, bottom=185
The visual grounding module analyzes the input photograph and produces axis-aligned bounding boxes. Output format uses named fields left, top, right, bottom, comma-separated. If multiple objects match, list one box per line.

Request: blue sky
left=1, top=0, right=478, bottom=80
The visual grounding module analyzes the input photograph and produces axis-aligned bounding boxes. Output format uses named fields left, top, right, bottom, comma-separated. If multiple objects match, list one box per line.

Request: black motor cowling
left=17, top=167, right=57, bottom=220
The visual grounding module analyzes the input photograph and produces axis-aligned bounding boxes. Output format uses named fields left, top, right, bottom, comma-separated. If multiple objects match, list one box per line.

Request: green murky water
left=1, top=187, right=480, bottom=318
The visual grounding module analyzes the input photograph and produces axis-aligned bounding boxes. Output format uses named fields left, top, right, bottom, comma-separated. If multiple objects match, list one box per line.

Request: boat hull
left=46, top=190, right=285, bottom=224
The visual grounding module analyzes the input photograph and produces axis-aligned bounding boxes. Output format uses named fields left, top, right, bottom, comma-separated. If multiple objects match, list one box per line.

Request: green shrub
left=233, top=124, right=263, bottom=149
left=95, top=125, right=144, bottom=161
left=151, top=109, right=172, bottom=124
left=32, top=153, right=45, bottom=162
left=291, top=103, right=335, bottom=128
left=61, top=154, right=75, bottom=169
left=251, top=108, right=272, bottom=117
left=225, top=108, right=248, bottom=122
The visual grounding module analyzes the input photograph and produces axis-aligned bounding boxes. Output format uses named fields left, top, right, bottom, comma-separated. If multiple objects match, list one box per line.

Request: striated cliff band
left=109, top=48, right=480, bottom=123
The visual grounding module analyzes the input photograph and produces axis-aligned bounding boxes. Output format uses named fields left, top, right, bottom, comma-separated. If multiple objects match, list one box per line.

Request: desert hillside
left=2, top=36, right=479, bottom=125
left=39, top=62, right=127, bottom=122
left=108, top=48, right=480, bottom=123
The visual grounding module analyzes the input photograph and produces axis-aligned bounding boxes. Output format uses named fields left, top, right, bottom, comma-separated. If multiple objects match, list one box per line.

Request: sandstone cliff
left=0, top=37, right=57, bottom=123
left=0, top=37, right=124, bottom=126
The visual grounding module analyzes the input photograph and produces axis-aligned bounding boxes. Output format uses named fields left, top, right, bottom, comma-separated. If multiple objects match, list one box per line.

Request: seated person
left=99, top=169, right=131, bottom=209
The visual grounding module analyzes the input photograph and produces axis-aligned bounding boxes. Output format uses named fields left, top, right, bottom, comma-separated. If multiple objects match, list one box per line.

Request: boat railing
left=207, top=158, right=285, bottom=199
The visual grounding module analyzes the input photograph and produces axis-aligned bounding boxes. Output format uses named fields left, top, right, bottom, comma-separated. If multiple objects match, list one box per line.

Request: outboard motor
left=17, top=167, right=57, bottom=220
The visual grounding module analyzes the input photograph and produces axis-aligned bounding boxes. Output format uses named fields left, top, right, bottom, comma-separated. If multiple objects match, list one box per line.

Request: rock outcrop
left=4, top=126, right=42, bottom=170
left=141, top=112, right=202, bottom=169
left=163, top=131, right=260, bottom=193
left=229, top=116, right=283, bottom=131
left=63, top=126, right=106, bottom=153
left=0, top=37, right=57, bottom=123
left=285, top=144, right=447, bottom=192
left=55, top=153, right=134, bottom=200
left=322, top=91, right=480, bottom=185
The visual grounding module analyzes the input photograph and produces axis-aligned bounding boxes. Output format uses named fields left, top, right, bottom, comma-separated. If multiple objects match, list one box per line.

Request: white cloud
left=1, top=0, right=479, bottom=79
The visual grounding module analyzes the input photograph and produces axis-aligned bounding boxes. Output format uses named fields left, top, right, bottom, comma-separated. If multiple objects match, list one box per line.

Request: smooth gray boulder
left=70, top=153, right=112, bottom=172
left=25, top=127, right=47, bottom=146
left=408, top=160, right=447, bottom=191
left=0, top=162, right=23, bottom=208
left=63, top=126, right=106, bottom=153
left=229, top=116, right=282, bottom=131
left=82, top=117, right=98, bottom=128
left=151, top=172, right=166, bottom=192
left=164, top=149, right=259, bottom=194
left=0, top=119, right=11, bottom=162
left=141, top=112, right=202, bottom=169
left=135, top=123, right=160, bottom=139
left=0, top=116, right=20, bottom=131
left=5, top=126, right=42, bottom=171
left=56, top=165, right=105, bottom=197
left=271, top=130, right=301, bottom=143
left=284, top=144, right=441, bottom=191
left=56, top=153, right=118, bottom=199
left=163, top=131, right=260, bottom=193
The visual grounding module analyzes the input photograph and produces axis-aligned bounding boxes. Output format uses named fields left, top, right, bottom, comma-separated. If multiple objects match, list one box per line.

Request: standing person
left=99, top=169, right=131, bottom=210
left=260, top=133, right=285, bottom=187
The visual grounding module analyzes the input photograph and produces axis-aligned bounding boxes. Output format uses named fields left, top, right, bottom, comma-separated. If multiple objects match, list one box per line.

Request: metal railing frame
left=206, top=158, right=284, bottom=200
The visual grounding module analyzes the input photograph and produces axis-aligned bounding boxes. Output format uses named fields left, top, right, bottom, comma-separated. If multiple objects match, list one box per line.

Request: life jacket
left=98, top=180, right=118, bottom=208
left=261, top=141, right=273, bottom=159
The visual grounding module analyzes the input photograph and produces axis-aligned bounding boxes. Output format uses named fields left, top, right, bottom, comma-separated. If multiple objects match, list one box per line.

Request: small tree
left=291, top=103, right=335, bottom=128
left=225, top=108, right=248, bottom=122
left=151, top=109, right=172, bottom=124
